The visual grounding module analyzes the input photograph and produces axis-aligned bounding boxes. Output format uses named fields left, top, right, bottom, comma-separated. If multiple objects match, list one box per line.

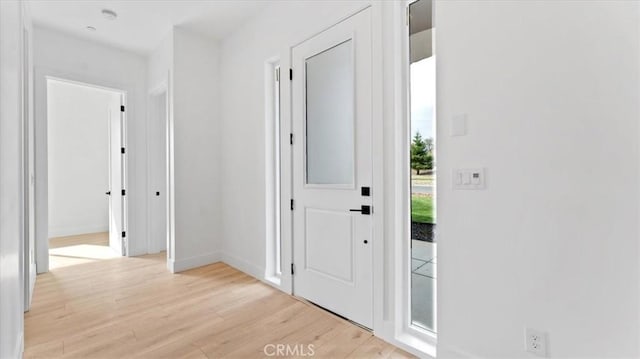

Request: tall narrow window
left=265, top=61, right=282, bottom=280
left=409, top=0, right=436, bottom=333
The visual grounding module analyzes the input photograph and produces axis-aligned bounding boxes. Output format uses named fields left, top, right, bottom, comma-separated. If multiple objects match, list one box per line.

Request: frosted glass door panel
left=305, top=40, right=354, bottom=186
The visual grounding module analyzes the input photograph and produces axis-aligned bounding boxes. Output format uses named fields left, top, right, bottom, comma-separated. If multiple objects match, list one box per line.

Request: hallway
left=24, top=253, right=412, bottom=358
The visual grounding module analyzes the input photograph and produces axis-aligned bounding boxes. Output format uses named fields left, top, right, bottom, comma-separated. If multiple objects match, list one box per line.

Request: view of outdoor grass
left=411, top=194, right=434, bottom=224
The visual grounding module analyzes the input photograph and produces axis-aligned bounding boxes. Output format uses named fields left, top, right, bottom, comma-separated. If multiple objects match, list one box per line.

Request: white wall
left=148, top=32, right=172, bottom=92
left=435, top=1, right=640, bottom=357
left=0, top=0, right=28, bottom=356
left=170, top=27, right=222, bottom=271
left=33, top=26, right=149, bottom=269
left=47, top=80, right=119, bottom=238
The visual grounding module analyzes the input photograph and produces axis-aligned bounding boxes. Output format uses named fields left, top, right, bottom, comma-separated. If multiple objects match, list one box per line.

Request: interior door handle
left=105, top=191, right=111, bottom=196
left=349, top=205, right=371, bottom=215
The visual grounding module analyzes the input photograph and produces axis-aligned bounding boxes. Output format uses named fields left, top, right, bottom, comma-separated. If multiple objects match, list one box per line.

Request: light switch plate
left=453, top=168, right=485, bottom=190
left=450, top=113, right=468, bottom=137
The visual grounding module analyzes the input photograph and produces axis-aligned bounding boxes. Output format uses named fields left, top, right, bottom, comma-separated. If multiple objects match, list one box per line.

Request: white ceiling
left=27, top=0, right=269, bottom=55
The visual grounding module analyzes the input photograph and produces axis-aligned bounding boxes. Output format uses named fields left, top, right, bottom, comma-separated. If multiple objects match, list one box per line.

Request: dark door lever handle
left=349, top=205, right=371, bottom=215
left=105, top=191, right=111, bottom=195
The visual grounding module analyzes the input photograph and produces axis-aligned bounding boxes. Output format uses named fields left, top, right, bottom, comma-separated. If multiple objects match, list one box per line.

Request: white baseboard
left=48, top=225, right=108, bottom=238
left=220, top=253, right=291, bottom=294
left=170, top=251, right=222, bottom=273
left=435, top=344, right=477, bottom=358
left=220, top=252, right=264, bottom=281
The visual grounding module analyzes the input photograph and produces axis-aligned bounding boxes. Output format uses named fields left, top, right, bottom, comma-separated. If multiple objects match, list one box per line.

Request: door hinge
left=121, top=147, right=125, bottom=154
left=289, top=68, right=293, bottom=81
left=121, top=231, right=126, bottom=238
left=290, top=199, right=294, bottom=211
left=121, top=189, right=126, bottom=196
left=120, top=105, right=125, bottom=112
left=275, top=68, right=280, bottom=82
left=289, top=133, right=294, bottom=145
left=291, top=263, right=295, bottom=275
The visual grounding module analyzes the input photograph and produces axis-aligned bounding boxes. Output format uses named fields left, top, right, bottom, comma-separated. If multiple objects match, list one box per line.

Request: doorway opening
left=409, top=0, right=436, bottom=333
left=46, top=78, right=127, bottom=270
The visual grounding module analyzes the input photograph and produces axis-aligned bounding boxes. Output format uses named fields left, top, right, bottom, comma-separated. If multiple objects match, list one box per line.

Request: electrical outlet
left=525, top=328, right=547, bottom=357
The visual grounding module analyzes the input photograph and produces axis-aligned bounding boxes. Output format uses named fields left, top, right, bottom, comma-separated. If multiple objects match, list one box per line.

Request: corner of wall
left=171, top=251, right=222, bottom=273
left=220, top=252, right=265, bottom=281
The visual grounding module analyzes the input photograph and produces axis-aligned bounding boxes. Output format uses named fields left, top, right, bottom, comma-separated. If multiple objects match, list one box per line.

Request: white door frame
left=396, top=0, right=439, bottom=346
left=391, top=0, right=438, bottom=354
left=147, top=78, right=172, bottom=261
left=34, top=69, right=130, bottom=272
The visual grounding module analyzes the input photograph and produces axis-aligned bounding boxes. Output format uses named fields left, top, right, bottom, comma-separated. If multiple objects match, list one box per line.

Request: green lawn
left=411, top=195, right=435, bottom=224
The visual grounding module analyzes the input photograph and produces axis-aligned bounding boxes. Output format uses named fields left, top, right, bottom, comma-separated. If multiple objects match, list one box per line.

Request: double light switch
left=453, top=168, right=485, bottom=190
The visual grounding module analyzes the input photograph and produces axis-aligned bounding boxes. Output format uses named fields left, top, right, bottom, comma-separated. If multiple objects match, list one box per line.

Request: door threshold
left=293, top=295, right=372, bottom=332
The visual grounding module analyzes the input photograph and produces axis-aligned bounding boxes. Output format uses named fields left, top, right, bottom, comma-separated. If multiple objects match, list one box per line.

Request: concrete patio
left=411, top=239, right=436, bottom=331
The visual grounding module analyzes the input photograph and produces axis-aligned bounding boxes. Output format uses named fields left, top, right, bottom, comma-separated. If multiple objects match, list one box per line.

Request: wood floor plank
left=25, top=235, right=415, bottom=358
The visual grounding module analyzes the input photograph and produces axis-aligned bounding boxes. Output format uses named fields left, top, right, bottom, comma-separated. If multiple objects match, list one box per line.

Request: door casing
left=35, top=73, right=129, bottom=272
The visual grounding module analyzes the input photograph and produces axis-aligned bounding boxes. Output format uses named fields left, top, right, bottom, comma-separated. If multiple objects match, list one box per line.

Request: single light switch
left=450, top=113, right=468, bottom=137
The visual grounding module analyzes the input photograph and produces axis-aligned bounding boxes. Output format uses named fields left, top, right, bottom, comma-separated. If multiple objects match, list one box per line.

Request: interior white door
left=108, top=96, right=125, bottom=256
left=150, top=91, right=168, bottom=253
left=292, top=8, right=373, bottom=328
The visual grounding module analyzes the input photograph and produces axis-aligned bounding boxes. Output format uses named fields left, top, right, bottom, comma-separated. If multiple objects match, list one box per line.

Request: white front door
left=292, top=8, right=373, bottom=329
left=108, top=96, right=126, bottom=256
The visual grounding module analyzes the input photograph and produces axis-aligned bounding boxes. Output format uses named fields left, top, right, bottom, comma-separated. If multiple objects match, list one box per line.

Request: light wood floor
left=25, top=245, right=413, bottom=358
left=49, top=232, right=109, bottom=249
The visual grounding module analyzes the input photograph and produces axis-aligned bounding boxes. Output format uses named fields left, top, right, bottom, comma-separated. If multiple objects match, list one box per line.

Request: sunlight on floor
left=49, top=232, right=117, bottom=270
left=50, top=244, right=119, bottom=269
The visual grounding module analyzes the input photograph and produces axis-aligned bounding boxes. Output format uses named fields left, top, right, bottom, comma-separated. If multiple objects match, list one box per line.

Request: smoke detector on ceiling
left=101, top=9, right=117, bottom=20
